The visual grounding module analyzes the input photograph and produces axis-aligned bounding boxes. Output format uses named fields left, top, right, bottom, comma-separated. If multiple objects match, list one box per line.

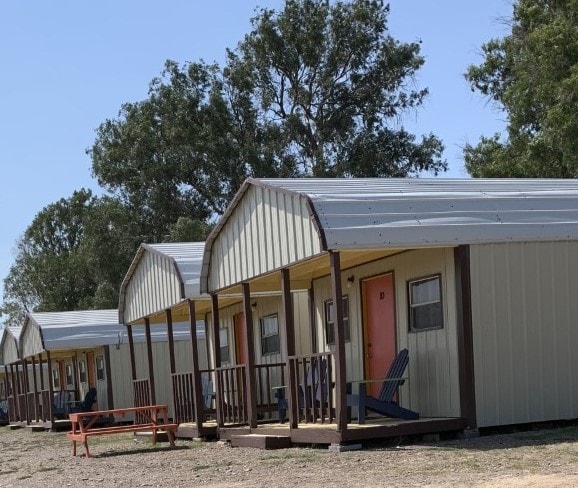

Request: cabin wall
left=108, top=337, right=209, bottom=421
left=208, top=185, right=322, bottom=291
left=312, top=247, right=460, bottom=418
left=19, top=325, right=44, bottom=360
left=470, top=241, right=578, bottom=428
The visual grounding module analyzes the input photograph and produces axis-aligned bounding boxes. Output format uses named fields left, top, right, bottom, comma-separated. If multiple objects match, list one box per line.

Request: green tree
left=230, top=0, right=445, bottom=177
left=0, top=190, right=213, bottom=326
left=90, top=0, right=445, bottom=220
left=465, top=0, right=578, bottom=177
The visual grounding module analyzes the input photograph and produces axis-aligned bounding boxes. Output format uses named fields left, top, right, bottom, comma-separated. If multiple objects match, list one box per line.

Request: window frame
left=260, top=313, right=280, bottom=356
left=79, top=360, right=87, bottom=383
left=407, top=273, right=444, bottom=332
left=65, top=364, right=73, bottom=386
left=52, top=369, right=60, bottom=389
left=96, top=356, right=105, bottom=381
left=324, top=295, right=350, bottom=345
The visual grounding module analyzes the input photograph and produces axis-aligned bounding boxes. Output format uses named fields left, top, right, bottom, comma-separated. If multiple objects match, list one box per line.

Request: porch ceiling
left=213, top=247, right=406, bottom=295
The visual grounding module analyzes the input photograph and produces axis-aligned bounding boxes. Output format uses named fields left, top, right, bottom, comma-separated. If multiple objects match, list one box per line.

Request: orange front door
left=362, top=273, right=396, bottom=397
left=234, top=313, right=248, bottom=365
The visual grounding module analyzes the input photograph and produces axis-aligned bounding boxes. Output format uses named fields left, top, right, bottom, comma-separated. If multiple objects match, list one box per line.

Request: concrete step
left=230, top=433, right=291, bottom=449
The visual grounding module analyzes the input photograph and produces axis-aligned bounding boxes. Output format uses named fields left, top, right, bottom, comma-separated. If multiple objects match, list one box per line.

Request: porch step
left=230, top=434, right=291, bottom=450
left=8, top=422, right=25, bottom=430
left=25, top=422, right=46, bottom=432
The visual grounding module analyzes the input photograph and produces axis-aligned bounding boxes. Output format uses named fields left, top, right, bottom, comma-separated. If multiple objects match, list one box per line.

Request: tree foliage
left=90, top=0, right=445, bottom=219
left=465, top=0, right=578, bottom=177
left=0, top=190, right=212, bottom=326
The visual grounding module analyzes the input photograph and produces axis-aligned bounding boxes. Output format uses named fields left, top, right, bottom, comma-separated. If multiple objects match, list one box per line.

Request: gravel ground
left=0, top=424, right=577, bottom=487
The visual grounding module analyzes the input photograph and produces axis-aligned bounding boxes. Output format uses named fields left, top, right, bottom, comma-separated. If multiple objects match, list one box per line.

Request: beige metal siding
left=470, top=241, right=578, bottom=428
left=1, top=336, right=20, bottom=365
left=208, top=186, right=321, bottom=291
left=20, top=324, right=44, bottom=359
left=124, top=251, right=183, bottom=324
left=312, top=247, right=460, bottom=418
left=108, top=338, right=209, bottom=420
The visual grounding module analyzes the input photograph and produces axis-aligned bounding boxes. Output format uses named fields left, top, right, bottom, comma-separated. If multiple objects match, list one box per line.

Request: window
left=219, top=328, right=230, bottom=364
left=324, top=295, right=350, bottom=345
left=79, top=361, right=87, bottom=383
left=408, top=274, right=443, bottom=331
left=52, top=369, right=60, bottom=389
left=65, top=364, right=73, bottom=386
left=260, top=314, right=280, bottom=355
left=96, top=356, right=105, bottom=381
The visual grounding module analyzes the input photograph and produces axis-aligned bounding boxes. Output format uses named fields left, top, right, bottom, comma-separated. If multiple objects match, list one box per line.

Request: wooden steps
left=230, top=433, right=291, bottom=449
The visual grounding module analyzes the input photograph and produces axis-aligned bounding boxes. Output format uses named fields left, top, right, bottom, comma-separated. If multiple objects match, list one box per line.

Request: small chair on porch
left=347, top=348, right=419, bottom=424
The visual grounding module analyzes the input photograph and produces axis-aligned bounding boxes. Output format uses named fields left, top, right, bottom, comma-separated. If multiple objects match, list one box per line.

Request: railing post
left=242, top=282, right=258, bottom=428
left=188, top=299, right=205, bottom=430
left=210, top=293, right=223, bottom=427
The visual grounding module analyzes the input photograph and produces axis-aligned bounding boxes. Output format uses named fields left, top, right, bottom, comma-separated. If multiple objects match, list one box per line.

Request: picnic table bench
left=67, top=405, right=178, bottom=458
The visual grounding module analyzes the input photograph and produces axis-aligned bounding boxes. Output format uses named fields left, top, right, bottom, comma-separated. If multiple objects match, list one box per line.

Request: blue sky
left=0, top=0, right=511, bottom=323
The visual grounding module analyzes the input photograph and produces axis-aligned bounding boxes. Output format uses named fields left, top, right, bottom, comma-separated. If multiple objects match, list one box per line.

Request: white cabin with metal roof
left=200, top=178, right=578, bottom=443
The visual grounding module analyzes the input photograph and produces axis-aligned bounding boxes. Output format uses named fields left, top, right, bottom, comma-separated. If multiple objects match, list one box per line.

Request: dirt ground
left=0, top=424, right=577, bottom=487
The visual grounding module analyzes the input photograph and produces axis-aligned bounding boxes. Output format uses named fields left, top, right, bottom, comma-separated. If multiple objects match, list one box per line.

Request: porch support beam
left=22, top=359, right=30, bottom=424
left=242, top=282, right=258, bottom=429
left=126, top=324, right=137, bottom=382
left=330, top=251, right=348, bottom=432
left=454, top=245, right=477, bottom=429
left=188, top=299, right=204, bottom=430
left=31, top=356, right=39, bottom=421
left=46, top=350, right=54, bottom=423
left=281, top=268, right=298, bottom=429
left=166, top=309, right=176, bottom=375
left=210, top=293, right=223, bottom=426
left=103, top=346, right=114, bottom=409
left=144, top=317, right=156, bottom=405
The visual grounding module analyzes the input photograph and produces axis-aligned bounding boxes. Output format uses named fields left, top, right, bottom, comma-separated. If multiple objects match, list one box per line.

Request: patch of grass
left=191, top=464, right=212, bottom=471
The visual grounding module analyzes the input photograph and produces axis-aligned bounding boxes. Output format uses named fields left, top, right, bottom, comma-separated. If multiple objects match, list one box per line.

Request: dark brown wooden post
left=210, top=293, right=223, bottom=426
left=188, top=300, right=204, bottom=430
left=330, top=251, right=348, bottom=432
left=9, top=364, right=18, bottom=422
left=308, top=287, right=317, bottom=354
left=454, top=245, right=477, bottom=430
left=281, top=268, right=298, bottom=429
left=242, top=282, right=258, bottom=428
left=46, top=350, right=55, bottom=423
left=21, top=359, right=30, bottom=424
left=126, top=324, right=137, bottom=382
left=103, top=346, right=114, bottom=409
left=144, top=317, right=156, bottom=405
left=31, top=356, right=39, bottom=421
left=38, top=354, right=46, bottom=421
left=166, top=309, right=176, bottom=375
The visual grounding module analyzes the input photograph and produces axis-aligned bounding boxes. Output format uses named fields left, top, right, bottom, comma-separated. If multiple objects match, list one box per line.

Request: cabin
left=17, top=309, right=199, bottom=429
left=0, top=327, right=24, bottom=424
left=199, top=178, right=578, bottom=448
left=119, top=242, right=310, bottom=439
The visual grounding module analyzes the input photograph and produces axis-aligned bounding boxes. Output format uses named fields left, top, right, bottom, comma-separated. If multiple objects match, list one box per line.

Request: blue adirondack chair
left=347, top=348, right=419, bottom=423
left=70, top=387, right=97, bottom=413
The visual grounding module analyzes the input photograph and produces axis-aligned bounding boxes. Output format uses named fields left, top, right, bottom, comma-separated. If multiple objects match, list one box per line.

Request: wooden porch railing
left=216, top=362, right=286, bottom=425
left=288, top=352, right=335, bottom=424
left=41, top=389, right=51, bottom=421
left=7, top=396, right=17, bottom=422
left=17, top=393, right=27, bottom=423
left=27, top=392, right=39, bottom=421
left=171, top=369, right=215, bottom=424
left=133, top=378, right=151, bottom=424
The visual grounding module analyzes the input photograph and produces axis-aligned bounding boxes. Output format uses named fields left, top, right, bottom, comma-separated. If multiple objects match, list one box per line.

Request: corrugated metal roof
left=23, top=309, right=201, bottom=354
left=252, top=178, right=578, bottom=248
left=119, top=242, right=207, bottom=324
left=201, top=177, right=578, bottom=292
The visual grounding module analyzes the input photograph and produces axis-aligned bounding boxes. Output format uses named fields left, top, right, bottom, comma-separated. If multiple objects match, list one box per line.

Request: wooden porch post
left=454, top=245, right=477, bottom=430
left=330, top=251, right=348, bottom=432
left=31, top=356, right=39, bottom=421
left=166, top=309, right=176, bottom=375
left=38, top=354, right=46, bottom=421
left=103, top=346, right=114, bottom=409
left=46, top=350, right=55, bottom=423
left=144, top=317, right=156, bottom=405
left=9, top=363, right=19, bottom=421
left=126, top=324, right=137, bottom=382
left=281, top=268, right=298, bottom=429
left=210, top=293, right=223, bottom=426
left=21, top=359, right=30, bottom=424
left=242, top=282, right=258, bottom=429
left=308, top=287, right=317, bottom=353
left=188, top=299, right=204, bottom=430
